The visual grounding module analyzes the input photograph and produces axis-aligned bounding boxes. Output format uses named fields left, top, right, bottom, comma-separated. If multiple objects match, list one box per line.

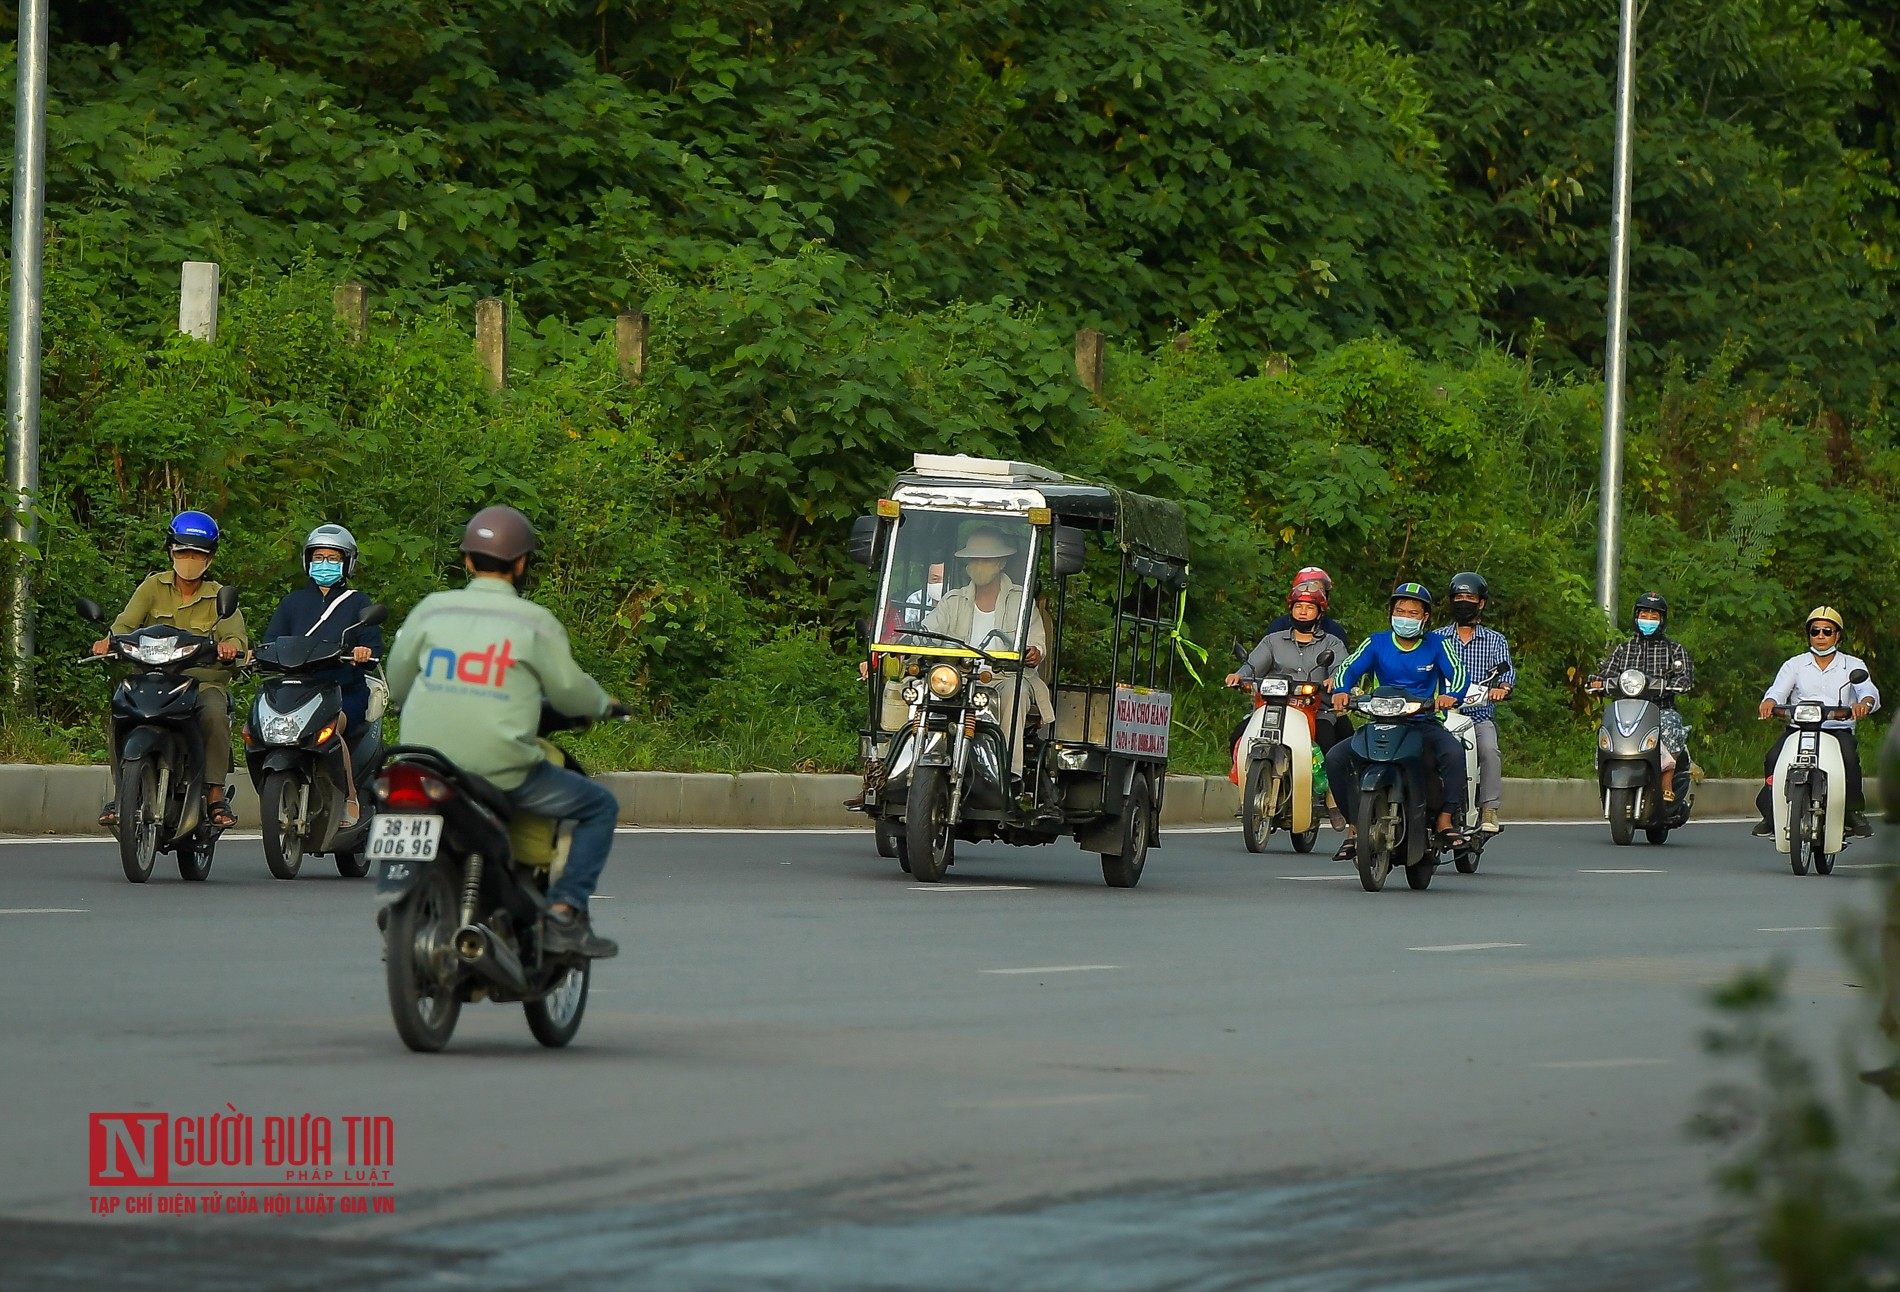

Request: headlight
left=1617, top=669, right=1646, bottom=698
left=1363, top=696, right=1408, bottom=718
left=900, top=679, right=924, bottom=706
left=1055, top=746, right=1092, bottom=771
left=1793, top=703, right=1823, bottom=724
left=970, top=688, right=992, bottom=711
left=256, top=692, right=322, bottom=744
left=928, top=664, right=962, bottom=699
left=263, top=716, right=303, bottom=744
left=1259, top=678, right=1290, bottom=697
left=125, top=637, right=192, bottom=664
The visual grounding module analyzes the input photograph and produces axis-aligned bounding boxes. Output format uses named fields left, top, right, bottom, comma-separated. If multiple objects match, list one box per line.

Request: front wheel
left=905, top=767, right=954, bottom=884
left=524, top=962, right=591, bottom=1047
left=1102, top=772, right=1151, bottom=888
left=260, top=771, right=305, bottom=880
left=1242, top=759, right=1274, bottom=854
left=1607, top=787, right=1636, bottom=846
left=384, top=864, right=462, bottom=1052
left=176, top=832, right=215, bottom=882
left=1354, top=784, right=1396, bottom=893
left=1786, top=787, right=1810, bottom=876
left=118, top=756, right=160, bottom=884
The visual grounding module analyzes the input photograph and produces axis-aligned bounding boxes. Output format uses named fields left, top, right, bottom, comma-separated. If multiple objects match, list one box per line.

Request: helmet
left=1288, top=584, right=1327, bottom=611
left=1390, top=580, right=1434, bottom=613
left=1448, top=571, right=1489, bottom=603
left=1633, top=591, right=1668, bottom=630
left=1294, top=565, right=1333, bottom=595
left=167, top=510, right=220, bottom=554
left=460, top=505, right=538, bottom=562
left=1807, top=605, right=1845, bottom=633
left=303, top=523, right=359, bottom=578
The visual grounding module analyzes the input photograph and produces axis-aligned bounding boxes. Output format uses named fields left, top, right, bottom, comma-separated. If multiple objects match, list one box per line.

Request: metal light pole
left=1594, top=0, right=1639, bottom=622
left=4, top=0, right=49, bottom=708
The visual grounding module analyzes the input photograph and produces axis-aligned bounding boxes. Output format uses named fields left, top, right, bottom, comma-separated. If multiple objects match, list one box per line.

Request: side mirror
left=215, top=586, right=240, bottom=621
left=1850, top=668, right=1870, bottom=684
left=1231, top=640, right=1249, bottom=663
left=847, top=515, right=882, bottom=570
left=1318, top=649, right=1335, bottom=670
left=358, top=602, right=390, bottom=628
left=76, top=597, right=106, bottom=625
left=1051, top=524, right=1087, bottom=579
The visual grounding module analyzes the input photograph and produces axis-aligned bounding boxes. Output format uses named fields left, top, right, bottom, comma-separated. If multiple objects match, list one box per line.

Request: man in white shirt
left=1753, top=605, right=1880, bottom=838
left=922, top=528, right=1050, bottom=777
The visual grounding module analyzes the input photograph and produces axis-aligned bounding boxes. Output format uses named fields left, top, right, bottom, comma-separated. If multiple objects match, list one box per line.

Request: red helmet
left=1294, top=565, right=1332, bottom=593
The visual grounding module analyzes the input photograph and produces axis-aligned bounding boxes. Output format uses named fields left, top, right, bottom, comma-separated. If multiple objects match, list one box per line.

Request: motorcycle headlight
left=263, top=716, right=303, bottom=744
left=1363, top=696, right=1407, bottom=718
left=928, top=664, right=962, bottom=699
left=971, top=688, right=992, bottom=711
left=256, top=692, right=323, bottom=745
left=1793, top=703, right=1823, bottom=724
left=1617, top=669, right=1646, bottom=698
left=125, top=636, right=192, bottom=664
left=1258, top=678, right=1290, bottom=697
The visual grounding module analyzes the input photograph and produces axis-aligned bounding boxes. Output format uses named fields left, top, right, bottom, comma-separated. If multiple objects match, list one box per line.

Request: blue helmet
left=1390, top=580, right=1433, bottom=612
left=167, top=510, right=220, bottom=554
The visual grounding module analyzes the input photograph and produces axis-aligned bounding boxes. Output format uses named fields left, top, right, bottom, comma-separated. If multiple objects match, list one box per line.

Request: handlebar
left=1770, top=704, right=1855, bottom=722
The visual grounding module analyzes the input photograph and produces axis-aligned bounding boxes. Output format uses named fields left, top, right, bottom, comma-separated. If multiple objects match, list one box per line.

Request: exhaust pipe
left=454, top=922, right=527, bottom=996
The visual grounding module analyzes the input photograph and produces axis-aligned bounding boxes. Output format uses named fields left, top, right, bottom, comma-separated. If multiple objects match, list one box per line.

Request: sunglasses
left=1808, top=626, right=1839, bottom=638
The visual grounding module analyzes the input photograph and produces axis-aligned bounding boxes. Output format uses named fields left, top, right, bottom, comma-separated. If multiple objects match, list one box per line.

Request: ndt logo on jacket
left=420, top=640, right=519, bottom=688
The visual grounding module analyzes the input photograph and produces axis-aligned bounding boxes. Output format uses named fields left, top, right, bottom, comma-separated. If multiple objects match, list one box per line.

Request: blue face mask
left=1636, top=618, right=1661, bottom=637
left=309, top=559, right=345, bottom=588
left=1390, top=615, right=1424, bottom=639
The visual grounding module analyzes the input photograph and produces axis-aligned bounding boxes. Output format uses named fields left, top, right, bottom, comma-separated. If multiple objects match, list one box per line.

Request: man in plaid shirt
left=1433, top=573, right=1516, bottom=833
left=1589, top=591, right=1696, bottom=802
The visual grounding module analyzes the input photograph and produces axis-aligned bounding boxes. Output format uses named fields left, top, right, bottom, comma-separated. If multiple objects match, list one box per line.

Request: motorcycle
left=1343, top=670, right=1500, bottom=893
left=1588, top=667, right=1693, bottom=846
left=243, top=603, right=389, bottom=880
left=78, top=590, right=242, bottom=884
left=1440, top=668, right=1505, bottom=875
left=371, top=705, right=627, bottom=1053
left=1231, top=648, right=1335, bottom=854
left=1767, top=667, right=1869, bottom=877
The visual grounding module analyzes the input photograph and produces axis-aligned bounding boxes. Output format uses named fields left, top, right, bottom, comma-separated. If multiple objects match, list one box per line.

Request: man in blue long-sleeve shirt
left=1325, top=582, right=1470, bottom=861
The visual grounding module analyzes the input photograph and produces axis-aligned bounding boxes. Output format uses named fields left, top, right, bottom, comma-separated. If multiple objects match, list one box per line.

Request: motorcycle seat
left=383, top=746, right=516, bottom=823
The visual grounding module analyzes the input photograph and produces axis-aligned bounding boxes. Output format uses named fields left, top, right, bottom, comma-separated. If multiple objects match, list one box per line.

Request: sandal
left=207, top=799, right=237, bottom=829
left=1437, top=827, right=1467, bottom=852
left=98, top=800, right=118, bottom=828
left=1332, top=836, right=1357, bottom=862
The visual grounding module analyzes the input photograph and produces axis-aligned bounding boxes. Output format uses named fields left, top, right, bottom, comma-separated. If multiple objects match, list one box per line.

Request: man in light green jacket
left=386, top=506, right=621, bottom=959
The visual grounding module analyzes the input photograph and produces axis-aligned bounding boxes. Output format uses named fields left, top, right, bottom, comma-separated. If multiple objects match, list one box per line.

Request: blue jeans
left=1325, top=719, right=1467, bottom=822
left=507, top=759, right=620, bottom=911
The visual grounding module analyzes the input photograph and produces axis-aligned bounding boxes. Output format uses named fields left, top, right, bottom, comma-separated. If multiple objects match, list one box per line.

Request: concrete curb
left=0, top=764, right=1764, bottom=836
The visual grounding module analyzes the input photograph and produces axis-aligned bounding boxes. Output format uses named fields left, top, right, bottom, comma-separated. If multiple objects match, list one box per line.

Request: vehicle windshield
left=873, top=511, right=1036, bottom=658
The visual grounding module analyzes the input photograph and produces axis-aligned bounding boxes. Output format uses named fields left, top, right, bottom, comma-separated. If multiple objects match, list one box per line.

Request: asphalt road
left=1, top=817, right=1890, bottom=1291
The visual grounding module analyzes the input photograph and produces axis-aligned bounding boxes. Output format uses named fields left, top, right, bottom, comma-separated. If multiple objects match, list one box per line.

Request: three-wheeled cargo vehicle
left=847, top=454, right=1191, bottom=887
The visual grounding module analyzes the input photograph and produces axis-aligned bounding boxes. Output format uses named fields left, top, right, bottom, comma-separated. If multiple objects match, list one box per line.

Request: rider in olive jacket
left=385, top=506, right=620, bottom=959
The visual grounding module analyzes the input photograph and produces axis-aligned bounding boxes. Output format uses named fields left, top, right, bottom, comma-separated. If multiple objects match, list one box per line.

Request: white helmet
left=303, top=523, right=359, bottom=578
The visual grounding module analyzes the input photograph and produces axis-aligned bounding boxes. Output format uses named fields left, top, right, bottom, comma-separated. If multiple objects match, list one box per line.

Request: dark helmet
left=1633, top=591, right=1669, bottom=630
left=1390, top=580, right=1434, bottom=613
left=303, top=523, right=359, bottom=578
left=460, top=505, right=538, bottom=563
left=1448, top=571, right=1488, bottom=603
left=167, top=510, right=220, bottom=554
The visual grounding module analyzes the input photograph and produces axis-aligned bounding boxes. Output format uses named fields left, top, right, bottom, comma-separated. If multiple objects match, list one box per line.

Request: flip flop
left=208, top=800, right=237, bottom=829
left=1437, top=827, right=1467, bottom=852
left=1332, top=837, right=1356, bottom=862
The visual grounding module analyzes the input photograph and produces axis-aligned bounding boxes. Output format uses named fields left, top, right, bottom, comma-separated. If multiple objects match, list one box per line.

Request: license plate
left=367, top=814, right=442, bottom=862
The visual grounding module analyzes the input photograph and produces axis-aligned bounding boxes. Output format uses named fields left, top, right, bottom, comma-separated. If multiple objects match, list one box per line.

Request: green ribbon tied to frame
left=1172, top=588, right=1208, bottom=686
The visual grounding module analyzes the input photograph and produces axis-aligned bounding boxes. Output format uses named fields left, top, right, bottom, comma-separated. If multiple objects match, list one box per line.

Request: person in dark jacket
left=258, top=524, right=382, bottom=824
left=1264, top=565, right=1353, bottom=646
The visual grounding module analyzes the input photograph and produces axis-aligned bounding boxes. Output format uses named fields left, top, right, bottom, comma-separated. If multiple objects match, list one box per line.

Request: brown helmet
left=459, top=505, right=538, bottom=562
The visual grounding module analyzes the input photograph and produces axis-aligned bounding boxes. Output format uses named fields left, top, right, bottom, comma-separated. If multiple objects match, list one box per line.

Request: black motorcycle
left=243, top=603, right=389, bottom=880
left=78, top=590, right=241, bottom=884
left=372, top=706, right=626, bottom=1053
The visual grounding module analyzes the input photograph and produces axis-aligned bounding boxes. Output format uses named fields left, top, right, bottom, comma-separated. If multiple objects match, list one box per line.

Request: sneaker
left=1849, top=812, right=1874, bottom=839
left=1750, top=820, right=1773, bottom=838
left=544, top=909, right=619, bottom=960
left=1479, top=808, right=1501, bottom=835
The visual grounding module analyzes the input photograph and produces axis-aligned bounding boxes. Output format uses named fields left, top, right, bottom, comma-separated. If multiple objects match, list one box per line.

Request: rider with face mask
left=93, top=511, right=249, bottom=828
left=1752, top=606, right=1879, bottom=839
left=258, top=524, right=383, bottom=826
left=1432, top=573, right=1515, bottom=834
left=1589, top=592, right=1696, bottom=804
left=1325, top=582, right=1470, bottom=860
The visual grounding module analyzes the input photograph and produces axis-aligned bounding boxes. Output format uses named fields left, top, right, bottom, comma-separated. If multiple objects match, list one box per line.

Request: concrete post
left=476, top=297, right=507, bottom=391
left=333, top=283, right=369, bottom=344
left=615, top=312, right=648, bottom=384
left=1074, top=328, right=1104, bottom=394
left=179, top=262, right=220, bottom=343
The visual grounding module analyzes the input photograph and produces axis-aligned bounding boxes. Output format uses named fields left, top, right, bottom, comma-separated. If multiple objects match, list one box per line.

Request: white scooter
left=1441, top=665, right=1505, bottom=874
left=1232, top=650, right=1335, bottom=854
left=1769, top=667, right=1868, bottom=876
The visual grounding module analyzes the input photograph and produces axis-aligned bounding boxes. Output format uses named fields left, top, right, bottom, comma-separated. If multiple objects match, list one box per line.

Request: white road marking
left=1758, top=926, right=1829, bottom=932
left=1834, top=863, right=1887, bottom=870
left=1276, top=875, right=1358, bottom=881
left=1536, top=1058, right=1671, bottom=1070
left=910, top=884, right=1032, bottom=892
left=0, top=908, right=87, bottom=915
left=980, top=965, right=1121, bottom=975
left=1408, top=942, right=1526, bottom=953
left=1579, top=868, right=1663, bottom=874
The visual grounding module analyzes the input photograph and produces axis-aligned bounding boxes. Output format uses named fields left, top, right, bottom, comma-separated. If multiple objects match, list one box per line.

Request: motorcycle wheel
left=1101, top=771, right=1151, bottom=889
left=905, top=767, right=954, bottom=883
left=118, top=756, right=160, bottom=884
left=260, top=771, right=305, bottom=880
left=875, top=819, right=901, bottom=862
left=1354, top=786, right=1395, bottom=893
left=1454, top=842, right=1480, bottom=875
left=1607, top=787, right=1636, bottom=847
left=1786, top=788, right=1810, bottom=876
left=176, top=831, right=215, bottom=882
left=384, top=864, right=462, bottom=1052
left=1644, top=825, right=1670, bottom=845
left=1291, top=823, right=1319, bottom=854
left=1812, top=840, right=1835, bottom=876
left=335, top=850, right=371, bottom=878
left=524, top=962, right=591, bottom=1048
left=1405, top=858, right=1435, bottom=890
left=1242, top=760, right=1274, bottom=854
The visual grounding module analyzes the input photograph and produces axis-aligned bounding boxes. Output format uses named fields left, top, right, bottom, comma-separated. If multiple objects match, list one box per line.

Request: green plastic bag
left=1311, top=745, right=1330, bottom=797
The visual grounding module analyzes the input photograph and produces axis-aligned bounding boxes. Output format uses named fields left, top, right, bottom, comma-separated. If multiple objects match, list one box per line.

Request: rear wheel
left=905, top=767, right=954, bottom=884
left=1405, top=858, right=1435, bottom=890
left=1291, top=823, right=1319, bottom=854
left=1354, top=784, right=1396, bottom=893
left=260, top=771, right=305, bottom=880
left=524, top=962, right=591, bottom=1047
left=1786, top=788, right=1810, bottom=875
left=335, top=850, right=371, bottom=878
left=1812, top=840, right=1834, bottom=876
left=385, top=864, right=462, bottom=1052
left=875, top=819, right=900, bottom=860
left=1102, top=772, right=1151, bottom=888
left=1644, top=825, right=1670, bottom=845
left=1453, top=843, right=1480, bottom=875
left=1607, top=787, right=1636, bottom=847
left=1242, top=759, right=1274, bottom=854
left=118, top=757, right=160, bottom=884
left=176, top=831, right=215, bottom=881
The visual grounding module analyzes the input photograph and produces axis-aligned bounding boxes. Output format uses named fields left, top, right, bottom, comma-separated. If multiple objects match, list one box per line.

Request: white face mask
left=926, top=581, right=943, bottom=601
